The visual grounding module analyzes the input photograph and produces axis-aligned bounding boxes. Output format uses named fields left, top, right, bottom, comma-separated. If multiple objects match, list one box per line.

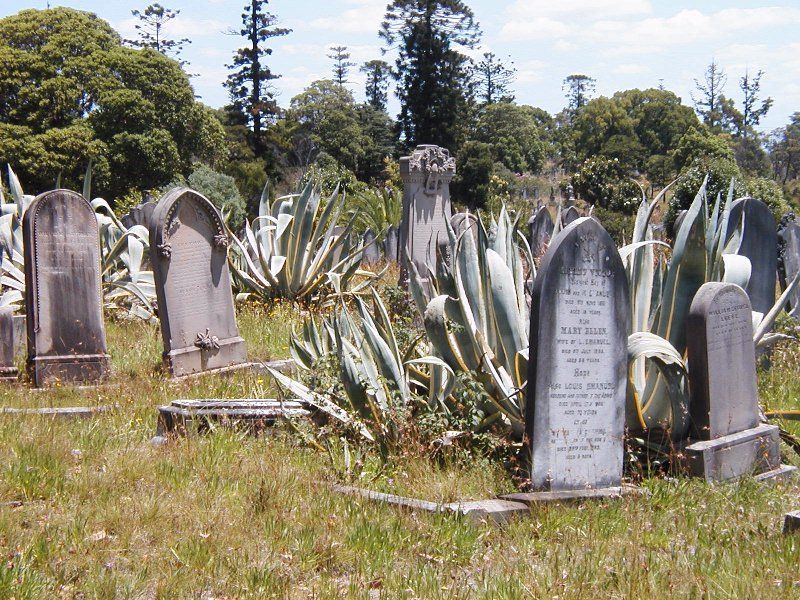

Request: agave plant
left=267, top=289, right=453, bottom=454
left=0, top=166, right=32, bottom=309
left=230, top=181, right=379, bottom=305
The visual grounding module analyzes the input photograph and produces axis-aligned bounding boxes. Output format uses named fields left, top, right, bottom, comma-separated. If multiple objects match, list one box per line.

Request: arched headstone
left=528, top=206, right=554, bottom=257
left=23, top=189, right=109, bottom=386
left=150, top=188, right=247, bottom=377
left=383, top=225, right=399, bottom=262
left=561, top=205, right=580, bottom=227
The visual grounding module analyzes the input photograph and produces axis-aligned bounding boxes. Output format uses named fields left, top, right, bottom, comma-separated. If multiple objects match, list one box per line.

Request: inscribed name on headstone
left=779, top=221, right=800, bottom=317
left=687, top=283, right=759, bottom=439
left=150, top=188, right=247, bottom=377
left=23, top=189, right=110, bottom=385
left=0, top=307, right=18, bottom=380
left=561, top=205, right=580, bottom=227
left=724, top=198, right=777, bottom=316
left=528, top=206, right=554, bottom=257
left=399, top=145, right=455, bottom=279
left=527, top=217, right=629, bottom=492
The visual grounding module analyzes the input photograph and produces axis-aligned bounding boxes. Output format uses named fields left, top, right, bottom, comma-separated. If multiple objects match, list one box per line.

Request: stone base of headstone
left=164, top=337, right=248, bottom=378
left=0, top=405, right=113, bottom=418
left=153, top=399, right=309, bottom=443
left=501, top=484, right=643, bottom=504
left=330, top=484, right=530, bottom=524
left=784, top=510, right=800, bottom=534
left=28, top=354, right=110, bottom=387
left=681, top=423, right=795, bottom=482
left=0, top=366, right=18, bottom=381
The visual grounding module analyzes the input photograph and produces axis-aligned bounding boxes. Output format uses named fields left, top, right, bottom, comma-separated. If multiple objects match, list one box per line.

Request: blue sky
left=3, top=1, right=799, bottom=131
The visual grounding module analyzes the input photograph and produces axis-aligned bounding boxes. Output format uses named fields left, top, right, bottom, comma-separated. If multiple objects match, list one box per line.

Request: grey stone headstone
left=450, top=212, right=478, bottom=243
left=779, top=221, right=800, bottom=316
left=724, top=198, right=777, bottom=316
left=399, top=145, right=455, bottom=281
left=527, top=217, right=629, bottom=493
left=23, top=189, right=110, bottom=386
left=561, top=205, right=580, bottom=227
left=361, top=229, right=380, bottom=265
left=383, top=225, right=399, bottom=262
left=150, top=188, right=247, bottom=378
left=0, top=307, right=18, bottom=380
left=528, top=206, right=554, bottom=257
left=684, top=282, right=795, bottom=481
left=330, top=225, right=347, bottom=266
left=121, top=200, right=156, bottom=231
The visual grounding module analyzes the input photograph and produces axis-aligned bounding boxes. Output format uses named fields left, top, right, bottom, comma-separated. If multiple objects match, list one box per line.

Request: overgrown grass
left=0, top=303, right=799, bottom=597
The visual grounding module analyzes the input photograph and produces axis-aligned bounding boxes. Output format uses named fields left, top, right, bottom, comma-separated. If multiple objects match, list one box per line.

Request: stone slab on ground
left=153, top=398, right=309, bottom=442
left=0, top=406, right=114, bottom=418
left=501, top=484, right=644, bottom=504
left=753, top=464, right=797, bottom=483
left=784, top=510, right=800, bottom=534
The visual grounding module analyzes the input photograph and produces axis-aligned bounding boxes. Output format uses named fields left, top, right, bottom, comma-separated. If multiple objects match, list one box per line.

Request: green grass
left=0, top=303, right=799, bottom=597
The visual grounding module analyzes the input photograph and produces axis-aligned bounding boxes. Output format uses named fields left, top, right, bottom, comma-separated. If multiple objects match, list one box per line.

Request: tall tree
left=361, top=59, right=391, bottom=111
left=125, top=3, right=190, bottom=64
left=563, top=74, right=596, bottom=113
left=328, top=45, right=355, bottom=86
left=380, top=0, right=480, bottom=150
left=739, top=69, right=773, bottom=139
left=692, top=60, right=727, bottom=131
left=225, top=0, right=290, bottom=155
left=473, top=52, right=515, bottom=104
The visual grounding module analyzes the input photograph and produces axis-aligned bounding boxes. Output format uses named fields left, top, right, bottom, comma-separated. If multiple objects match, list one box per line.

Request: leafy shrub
left=571, top=156, right=640, bottom=214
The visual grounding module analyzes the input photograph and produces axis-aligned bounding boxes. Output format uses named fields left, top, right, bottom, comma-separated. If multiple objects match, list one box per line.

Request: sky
left=2, top=0, right=799, bottom=132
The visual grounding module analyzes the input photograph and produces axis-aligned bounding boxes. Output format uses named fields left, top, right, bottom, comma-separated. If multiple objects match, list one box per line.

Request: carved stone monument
left=23, top=189, right=110, bottom=386
left=399, top=145, right=455, bottom=280
left=779, top=220, right=800, bottom=317
left=523, top=217, right=629, bottom=496
left=150, top=188, right=248, bottom=377
left=724, top=198, right=777, bottom=316
left=561, top=205, right=580, bottom=227
left=0, top=307, right=18, bottom=381
left=528, top=206, right=554, bottom=257
left=684, top=282, right=795, bottom=481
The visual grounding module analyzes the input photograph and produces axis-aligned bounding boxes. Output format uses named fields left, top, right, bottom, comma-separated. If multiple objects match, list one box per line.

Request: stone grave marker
left=528, top=206, right=554, bottom=257
left=0, top=307, right=18, bottom=381
left=523, top=217, right=629, bottom=496
left=450, top=212, right=478, bottom=243
left=23, top=189, right=110, bottom=386
left=383, top=225, right=399, bottom=262
left=399, top=145, right=455, bottom=281
left=724, top=198, right=777, bottom=316
left=684, top=282, right=795, bottom=481
left=121, top=199, right=156, bottom=232
left=779, top=220, right=800, bottom=317
left=150, top=188, right=248, bottom=377
left=561, top=205, right=580, bottom=227
left=330, top=225, right=347, bottom=266
left=361, top=228, right=380, bottom=265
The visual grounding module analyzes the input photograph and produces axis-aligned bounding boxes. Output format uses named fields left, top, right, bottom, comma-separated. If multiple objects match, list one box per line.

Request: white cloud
left=613, top=63, right=649, bottom=75
left=500, top=16, right=571, bottom=41
left=507, top=0, right=651, bottom=19
left=515, top=59, right=546, bottom=83
left=307, top=0, right=385, bottom=35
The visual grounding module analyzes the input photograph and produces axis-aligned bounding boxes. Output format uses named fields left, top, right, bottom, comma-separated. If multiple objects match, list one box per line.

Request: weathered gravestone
left=330, top=225, right=348, bottom=267
left=121, top=200, right=156, bottom=232
left=684, top=282, right=796, bottom=481
left=561, top=205, right=580, bottom=227
left=724, top=198, right=777, bottom=316
left=23, top=189, right=110, bottom=386
left=522, top=217, right=629, bottom=496
left=150, top=188, right=248, bottom=378
left=528, top=206, right=554, bottom=257
left=450, top=212, right=478, bottom=242
left=361, top=229, right=380, bottom=265
left=0, top=307, right=18, bottom=381
left=779, top=220, right=800, bottom=317
left=399, top=145, right=455, bottom=281
left=383, top=225, right=399, bottom=262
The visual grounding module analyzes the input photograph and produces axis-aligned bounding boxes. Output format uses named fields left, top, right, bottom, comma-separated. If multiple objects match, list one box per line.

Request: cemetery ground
left=0, top=297, right=798, bottom=598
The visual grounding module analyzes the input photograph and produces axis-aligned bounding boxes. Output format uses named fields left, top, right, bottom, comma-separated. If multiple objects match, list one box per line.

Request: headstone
left=526, top=217, right=629, bottom=495
left=361, top=229, right=380, bottom=265
left=120, top=200, right=157, bottom=232
left=150, top=188, right=247, bottom=378
left=330, top=225, right=347, bottom=266
left=0, top=307, right=18, bottom=381
left=450, top=212, right=478, bottom=243
left=724, top=198, right=777, bottom=316
left=23, top=190, right=110, bottom=386
left=684, top=282, right=795, bottom=481
left=561, top=205, right=580, bottom=227
left=528, top=206, right=554, bottom=257
left=383, top=226, right=399, bottom=262
left=779, top=221, right=800, bottom=317
left=399, top=145, right=455, bottom=281
left=673, top=209, right=688, bottom=237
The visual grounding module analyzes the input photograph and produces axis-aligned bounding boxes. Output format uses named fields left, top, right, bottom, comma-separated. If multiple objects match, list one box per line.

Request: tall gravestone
left=523, top=217, right=629, bottom=496
left=23, top=190, right=110, bottom=386
left=0, top=307, right=18, bottom=381
left=150, top=188, right=248, bottom=377
left=684, top=282, right=795, bottom=481
left=724, top=198, right=777, bottom=316
left=383, top=225, right=399, bottom=263
left=779, top=221, right=800, bottom=317
left=399, top=145, right=455, bottom=281
left=528, top=206, right=554, bottom=257
left=361, top=229, right=380, bottom=265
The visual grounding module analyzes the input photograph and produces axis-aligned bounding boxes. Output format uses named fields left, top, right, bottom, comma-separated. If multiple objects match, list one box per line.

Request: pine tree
left=474, top=52, right=515, bottom=105
left=692, top=60, right=727, bottom=131
left=360, top=59, right=391, bottom=111
left=328, top=45, right=355, bottom=86
left=562, top=74, right=595, bottom=113
left=380, top=0, right=480, bottom=150
left=225, top=0, right=291, bottom=155
left=739, top=69, right=773, bottom=139
left=126, top=3, right=190, bottom=64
